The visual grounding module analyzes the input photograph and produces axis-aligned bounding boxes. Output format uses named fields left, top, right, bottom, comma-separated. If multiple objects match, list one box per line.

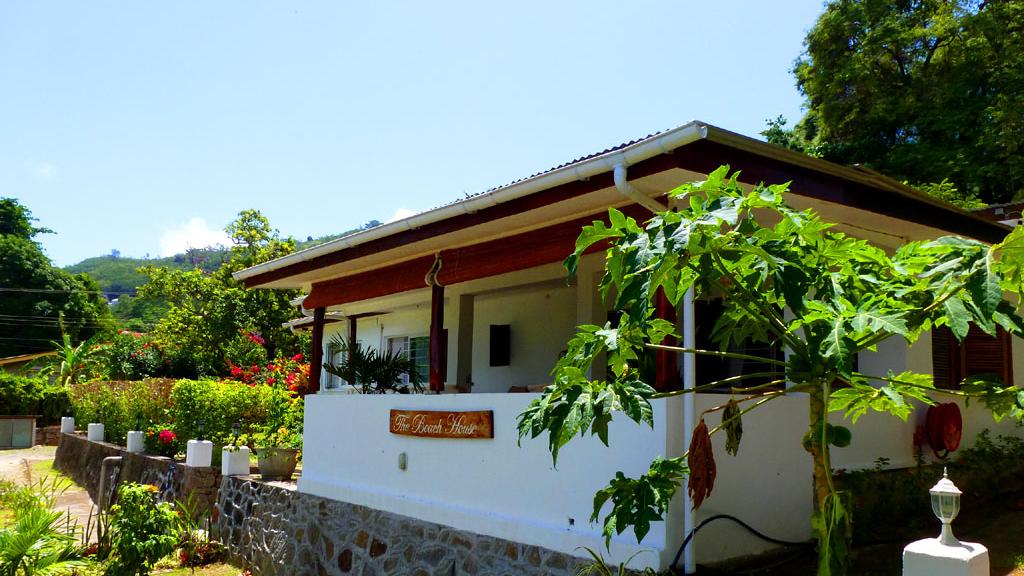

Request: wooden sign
left=389, top=409, right=494, bottom=439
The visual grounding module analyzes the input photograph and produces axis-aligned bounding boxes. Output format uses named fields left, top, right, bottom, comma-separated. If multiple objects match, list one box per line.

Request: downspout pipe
left=615, top=165, right=696, bottom=572
left=97, top=456, right=122, bottom=511
left=681, top=287, right=697, bottom=574
left=613, top=164, right=668, bottom=213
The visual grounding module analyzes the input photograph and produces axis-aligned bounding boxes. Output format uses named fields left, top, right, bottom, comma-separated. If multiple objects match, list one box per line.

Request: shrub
left=0, top=373, right=71, bottom=425
left=102, top=332, right=170, bottom=381
left=105, top=483, right=179, bottom=576
left=69, top=380, right=175, bottom=445
left=168, top=379, right=289, bottom=446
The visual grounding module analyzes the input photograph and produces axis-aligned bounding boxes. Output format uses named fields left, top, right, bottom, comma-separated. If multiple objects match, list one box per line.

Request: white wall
left=471, top=284, right=577, bottom=393
left=299, top=393, right=686, bottom=571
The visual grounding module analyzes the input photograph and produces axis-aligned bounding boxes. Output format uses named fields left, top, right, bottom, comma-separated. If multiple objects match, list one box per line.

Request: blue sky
left=1, top=1, right=824, bottom=266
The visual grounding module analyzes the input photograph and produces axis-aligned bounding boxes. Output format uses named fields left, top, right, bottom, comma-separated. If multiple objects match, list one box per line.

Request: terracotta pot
left=256, top=447, right=298, bottom=481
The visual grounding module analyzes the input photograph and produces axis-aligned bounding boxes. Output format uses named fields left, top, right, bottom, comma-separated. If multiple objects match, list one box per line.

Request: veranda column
left=654, top=288, right=679, bottom=390
left=429, top=283, right=445, bottom=392
left=309, top=307, right=326, bottom=392
left=454, top=293, right=475, bottom=392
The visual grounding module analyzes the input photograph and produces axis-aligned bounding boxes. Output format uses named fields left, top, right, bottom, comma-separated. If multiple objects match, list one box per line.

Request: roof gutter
left=234, top=122, right=708, bottom=283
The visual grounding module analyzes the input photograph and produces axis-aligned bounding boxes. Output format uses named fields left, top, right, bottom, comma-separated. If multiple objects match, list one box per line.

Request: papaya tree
left=517, top=166, right=1024, bottom=575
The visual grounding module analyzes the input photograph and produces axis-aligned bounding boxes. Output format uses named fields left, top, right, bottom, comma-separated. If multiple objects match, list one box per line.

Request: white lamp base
left=126, top=431, right=145, bottom=453
left=87, top=423, right=105, bottom=442
left=903, top=538, right=989, bottom=576
left=60, top=417, right=75, bottom=434
left=185, top=440, right=214, bottom=467
left=221, top=446, right=251, bottom=476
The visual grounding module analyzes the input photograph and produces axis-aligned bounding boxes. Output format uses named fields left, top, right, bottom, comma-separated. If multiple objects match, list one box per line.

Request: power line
left=0, top=287, right=137, bottom=295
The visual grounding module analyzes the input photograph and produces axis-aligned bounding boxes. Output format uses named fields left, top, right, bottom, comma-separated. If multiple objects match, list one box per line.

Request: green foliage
left=323, top=336, right=424, bottom=394
left=0, top=475, right=88, bottom=576
left=915, top=179, right=987, bottom=211
left=34, top=332, right=107, bottom=387
left=168, top=379, right=293, bottom=448
left=790, top=0, right=1024, bottom=203
left=518, top=167, right=1024, bottom=576
left=173, top=495, right=223, bottom=568
left=575, top=547, right=657, bottom=576
left=0, top=234, right=113, bottom=358
left=69, top=379, right=176, bottom=445
left=102, top=332, right=164, bottom=381
left=105, top=483, right=179, bottom=576
left=0, top=374, right=71, bottom=425
left=0, top=198, right=51, bottom=240
left=136, top=210, right=301, bottom=377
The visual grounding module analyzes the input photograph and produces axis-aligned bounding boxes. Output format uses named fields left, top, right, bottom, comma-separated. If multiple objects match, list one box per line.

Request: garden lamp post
left=222, top=420, right=250, bottom=477
left=186, top=419, right=213, bottom=468
left=127, top=415, right=145, bottom=453
left=930, top=467, right=962, bottom=546
left=903, top=467, right=987, bottom=576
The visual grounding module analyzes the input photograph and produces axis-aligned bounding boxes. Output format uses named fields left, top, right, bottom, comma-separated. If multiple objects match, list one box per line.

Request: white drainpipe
left=613, top=164, right=668, bottom=213
left=682, top=286, right=697, bottom=574
left=614, top=165, right=697, bottom=573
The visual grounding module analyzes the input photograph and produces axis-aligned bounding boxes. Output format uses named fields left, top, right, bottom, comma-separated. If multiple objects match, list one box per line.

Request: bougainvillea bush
left=226, top=353, right=310, bottom=394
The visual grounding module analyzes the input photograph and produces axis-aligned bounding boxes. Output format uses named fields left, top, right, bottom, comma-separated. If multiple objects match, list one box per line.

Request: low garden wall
left=54, top=433, right=592, bottom=575
left=53, top=432, right=221, bottom=513
left=215, top=476, right=589, bottom=576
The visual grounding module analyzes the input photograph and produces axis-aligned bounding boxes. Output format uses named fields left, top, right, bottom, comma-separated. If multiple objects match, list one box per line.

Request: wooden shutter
left=932, top=326, right=1013, bottom=389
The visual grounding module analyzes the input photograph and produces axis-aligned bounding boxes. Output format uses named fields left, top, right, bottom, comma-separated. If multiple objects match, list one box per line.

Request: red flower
left=292, top=353, right=303, bottom=362
left=230, top=366, right=242, bottom=377
left=267, top=377, right=275, bottom=385
left=158, top=429, right=176, bottom=444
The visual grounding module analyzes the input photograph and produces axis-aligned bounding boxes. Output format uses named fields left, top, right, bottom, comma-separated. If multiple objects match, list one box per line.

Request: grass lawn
left=152, top=563, right=242, bottom=575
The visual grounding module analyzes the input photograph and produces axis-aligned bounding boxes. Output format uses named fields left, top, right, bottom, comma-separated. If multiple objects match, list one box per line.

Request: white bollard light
left=126, top=430, right=145, bottom=453
left=60, top=416, right=75, bottom=434
left=221, top=446, right=251, bottom=476
left=87, top=423, right=105, bottom=442
left=903, top=469, right=989, bottom=576
left=185, top=439, right=214, bottom=467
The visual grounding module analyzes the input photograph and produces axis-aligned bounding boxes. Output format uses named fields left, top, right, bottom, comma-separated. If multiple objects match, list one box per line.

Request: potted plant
left=251, top=391, right=303, bottom=481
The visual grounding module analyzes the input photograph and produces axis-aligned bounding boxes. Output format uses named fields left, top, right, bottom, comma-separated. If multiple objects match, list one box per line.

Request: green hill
left=63, top=224, right=375, bottom=298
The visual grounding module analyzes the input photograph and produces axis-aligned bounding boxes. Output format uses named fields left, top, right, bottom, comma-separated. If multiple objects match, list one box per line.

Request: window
left=323, top=341, right=344, bottom=390
left=694, top=299, right=785, bottom=392
left=932, top=326, right=1013, bottom=389
left=387, top=336, right=431, bottom=384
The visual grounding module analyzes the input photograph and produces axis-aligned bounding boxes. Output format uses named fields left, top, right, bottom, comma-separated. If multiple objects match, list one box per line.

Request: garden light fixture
left=232, top=421, right=241, bottom=445
left=929, top=467, right=962, bottom=546
left=198, top=419, right=206, bottom=442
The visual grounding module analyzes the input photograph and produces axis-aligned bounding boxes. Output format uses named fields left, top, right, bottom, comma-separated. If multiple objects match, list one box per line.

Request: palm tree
left=322, top=335, right=424, bottom=394
left=0, top=505, right=88, bottom=575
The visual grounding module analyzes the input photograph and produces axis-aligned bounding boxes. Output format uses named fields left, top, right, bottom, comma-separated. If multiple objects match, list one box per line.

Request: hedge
left=0, top=373, right=71, bottom=424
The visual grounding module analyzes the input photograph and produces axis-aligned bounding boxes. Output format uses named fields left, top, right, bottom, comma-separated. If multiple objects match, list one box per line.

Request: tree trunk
left=807, top=383, right=832, bottom=516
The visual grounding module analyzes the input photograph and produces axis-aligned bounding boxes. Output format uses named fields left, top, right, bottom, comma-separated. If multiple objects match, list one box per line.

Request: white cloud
left=159, top=217, right=232, bottom=256
left=26, top=159, right=57, bottom=181
left=386, top=208, right=417, bottom=223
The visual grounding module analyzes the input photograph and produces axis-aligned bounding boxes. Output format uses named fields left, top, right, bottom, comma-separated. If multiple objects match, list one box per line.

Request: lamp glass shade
left=929, top=469, right=962, bottom=523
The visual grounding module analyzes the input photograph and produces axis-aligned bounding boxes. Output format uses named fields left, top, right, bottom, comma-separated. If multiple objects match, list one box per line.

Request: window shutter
left=931, top=326, right=1012, bottom=389
left=962, top=326, right=1013, bottom=385
left=931, top=327, right=959, bottom=389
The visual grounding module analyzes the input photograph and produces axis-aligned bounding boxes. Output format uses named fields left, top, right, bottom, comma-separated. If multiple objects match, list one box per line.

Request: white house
left=235, top=120, right=1022, bottom=572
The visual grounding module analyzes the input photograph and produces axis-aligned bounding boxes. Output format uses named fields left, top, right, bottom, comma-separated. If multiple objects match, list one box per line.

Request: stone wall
left=34, top=425, right=61, bottom=446
left=215, top=476, right=591, bottom=576
left=53, top=433, right=221, bottom=513
left=54, top=434, right=601, bottom=576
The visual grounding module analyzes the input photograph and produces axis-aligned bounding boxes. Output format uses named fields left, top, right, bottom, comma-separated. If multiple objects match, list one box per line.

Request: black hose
left=671, top=514, right=813, bottom=571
